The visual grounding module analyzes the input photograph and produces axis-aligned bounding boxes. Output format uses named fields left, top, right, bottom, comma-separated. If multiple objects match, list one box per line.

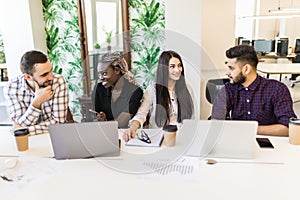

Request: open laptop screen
left=177, top=120, right=257, bottom=159
left=48, top=121, right=120, bottom=160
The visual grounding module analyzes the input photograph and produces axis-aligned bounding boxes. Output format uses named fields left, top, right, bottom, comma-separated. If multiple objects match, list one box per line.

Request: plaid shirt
left=211, top=75, right=297, bottom=127
left=4, top=74, right=68, bottom=135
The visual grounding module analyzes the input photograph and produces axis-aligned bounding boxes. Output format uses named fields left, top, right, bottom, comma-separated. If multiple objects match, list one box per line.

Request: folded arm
left=257, top=124, right=289, bottom=136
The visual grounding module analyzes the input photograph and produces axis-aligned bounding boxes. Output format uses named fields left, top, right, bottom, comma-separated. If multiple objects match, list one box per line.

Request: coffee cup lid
left=163, top=125, right=178, bottom=132
left=289, top=118, right=300, bottom=125
left=14, top=128, right=29, bottom=136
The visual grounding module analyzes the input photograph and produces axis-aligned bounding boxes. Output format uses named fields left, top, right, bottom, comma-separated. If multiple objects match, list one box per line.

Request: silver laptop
left=48, top=121, right=120, bottom=160
left=177, top=120, right=258, bottom=159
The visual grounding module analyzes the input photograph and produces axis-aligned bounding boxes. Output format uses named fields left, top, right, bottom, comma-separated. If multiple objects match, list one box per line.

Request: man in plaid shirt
left=211, top=45, right=297, bottom=136
left=4, top=50, right=69, bottom=135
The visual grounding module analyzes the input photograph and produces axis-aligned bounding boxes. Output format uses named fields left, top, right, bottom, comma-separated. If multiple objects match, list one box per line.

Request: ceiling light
left=239, top=14, right=300, bottom=20
left=239, top=0, right=300, bottom=20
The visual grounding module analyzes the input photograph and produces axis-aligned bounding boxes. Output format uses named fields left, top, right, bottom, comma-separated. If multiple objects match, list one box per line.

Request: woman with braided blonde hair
left=92, top=51, right=143, bottom=128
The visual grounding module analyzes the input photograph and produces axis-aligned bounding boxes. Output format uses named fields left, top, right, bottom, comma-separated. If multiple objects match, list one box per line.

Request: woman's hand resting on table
left=123, top=120, right=140, bottom=142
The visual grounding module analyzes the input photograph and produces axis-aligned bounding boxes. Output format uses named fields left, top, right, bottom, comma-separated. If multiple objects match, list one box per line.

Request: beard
left=232, top=72, right=246, bottom=84
left=33, top=78, right=52, bottom=88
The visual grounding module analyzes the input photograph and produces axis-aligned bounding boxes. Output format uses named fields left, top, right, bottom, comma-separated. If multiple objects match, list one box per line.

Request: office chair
left=291, top=41, right=300, bottom=88
left=66, top=106, right=75, bottom=123
left=205, top=78, right=230, bottom=104
left=290, top=54, right=300, bottom=88
left=205, top=78, right=230, bottom=120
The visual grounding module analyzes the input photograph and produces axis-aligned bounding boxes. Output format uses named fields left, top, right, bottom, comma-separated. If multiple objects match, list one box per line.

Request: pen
left=89, top=109, right=107, bottom=121
left=137, top=130, right=151, bottom=144
left=88, top=109, right=99, bottom=114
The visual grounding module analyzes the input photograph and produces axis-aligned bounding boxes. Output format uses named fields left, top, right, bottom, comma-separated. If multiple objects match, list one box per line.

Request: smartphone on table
left=256, top=137, right=274, bottom=149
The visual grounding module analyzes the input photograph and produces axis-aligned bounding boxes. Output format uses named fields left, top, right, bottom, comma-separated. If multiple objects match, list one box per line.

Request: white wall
left=28, top=0, right=47, bottom=52
left=0, top=0, right=46, bottom=79
left=200, top=0, right=236, bottom=119
left=165, top=0, right=201, bottom=120
left=165, top=0, right=236, bottom=120
left=201, top=0, right=236, bottom=71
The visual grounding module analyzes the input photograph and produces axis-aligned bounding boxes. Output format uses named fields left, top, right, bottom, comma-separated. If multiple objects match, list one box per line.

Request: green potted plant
left=0, top=52, right=5, bottom=64
left=0, top=33, right=6, bottom=63
left=102, top=27, right=113, bottom=51
left=93, top=42, right=101, bottom=50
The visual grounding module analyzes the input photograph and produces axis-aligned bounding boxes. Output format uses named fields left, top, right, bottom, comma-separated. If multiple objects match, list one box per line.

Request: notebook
left=125, top=129, right=164, bottom=147
left=177, top=120, right=258, bottom=159
left=48, top=121, right=120, bottom=160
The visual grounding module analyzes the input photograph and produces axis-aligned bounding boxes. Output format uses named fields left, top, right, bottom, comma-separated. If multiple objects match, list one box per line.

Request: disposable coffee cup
left=163, top=125, right=178, bottom=147
left=14, top=128, right=29, bottom=151
left=289, top=118, right=300, bottom=145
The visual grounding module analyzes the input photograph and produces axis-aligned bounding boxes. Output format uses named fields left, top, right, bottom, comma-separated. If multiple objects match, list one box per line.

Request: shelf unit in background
left=0, top=63, right=8, bottom=81
left=0, top=63, right=10, bottom=126
left=0, top=81, right=11, bottom=126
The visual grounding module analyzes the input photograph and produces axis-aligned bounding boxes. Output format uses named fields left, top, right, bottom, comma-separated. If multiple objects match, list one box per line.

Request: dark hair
left=155, top=50, right=194, bottom=127
left=20, top=50, right=48, bottom=75
left=225, top=45, right=258, bottom=69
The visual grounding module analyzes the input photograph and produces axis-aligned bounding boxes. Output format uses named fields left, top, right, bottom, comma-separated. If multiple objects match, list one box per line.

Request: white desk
left=257, top=63, right=300, bottom=81
left=1, top=127, right=300, bottom=200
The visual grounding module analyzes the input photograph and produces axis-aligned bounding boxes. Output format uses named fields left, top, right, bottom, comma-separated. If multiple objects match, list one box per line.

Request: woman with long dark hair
left=124, top=50, right=194, bottom=141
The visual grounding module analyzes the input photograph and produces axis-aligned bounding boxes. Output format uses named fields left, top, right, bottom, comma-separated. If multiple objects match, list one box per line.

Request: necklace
left=169, top=89, right=177, bottom=101
left=169, top=91, right=178, bottom=121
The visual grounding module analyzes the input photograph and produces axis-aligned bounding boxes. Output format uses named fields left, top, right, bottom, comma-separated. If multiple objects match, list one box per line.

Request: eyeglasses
left=137, top=130, right=151, bottom=144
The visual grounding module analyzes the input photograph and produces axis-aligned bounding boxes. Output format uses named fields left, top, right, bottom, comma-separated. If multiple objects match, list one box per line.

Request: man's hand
left=10, top=118, right=23, bottom=133
left=32, top=81, right=53, bottom=109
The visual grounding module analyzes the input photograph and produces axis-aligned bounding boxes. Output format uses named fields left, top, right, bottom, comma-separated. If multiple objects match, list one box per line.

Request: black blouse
left=92, top=78, right=143, bottom=128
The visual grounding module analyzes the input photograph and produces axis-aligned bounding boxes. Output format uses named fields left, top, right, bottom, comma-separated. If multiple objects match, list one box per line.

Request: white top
left=130, top=83, right=181, bottom=128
